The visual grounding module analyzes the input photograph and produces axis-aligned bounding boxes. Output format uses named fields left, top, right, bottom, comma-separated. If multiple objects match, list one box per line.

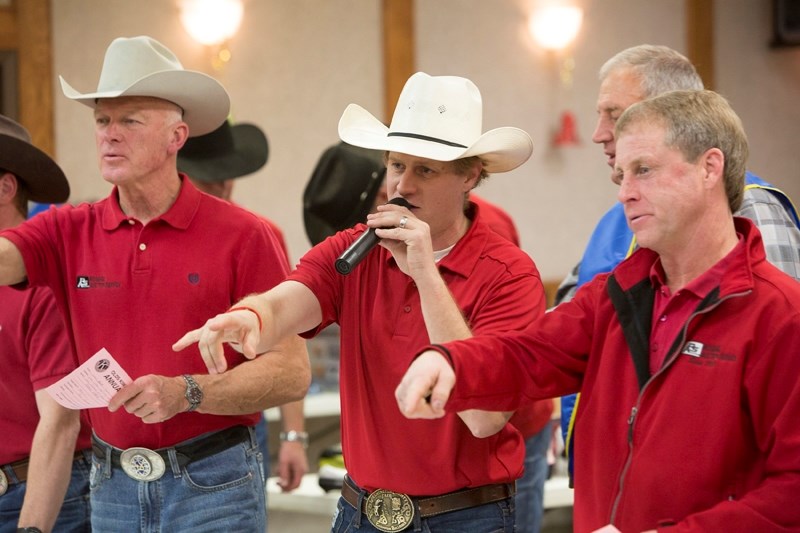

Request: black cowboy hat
left=0, top=114, right=70, bottom=203
left=303, top=142, right=385, bottom=246
left=177, top=120, right=268, bottom=182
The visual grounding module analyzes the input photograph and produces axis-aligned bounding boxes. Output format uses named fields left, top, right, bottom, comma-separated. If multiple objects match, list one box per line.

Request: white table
left=263, top=392, right=340, bottom=422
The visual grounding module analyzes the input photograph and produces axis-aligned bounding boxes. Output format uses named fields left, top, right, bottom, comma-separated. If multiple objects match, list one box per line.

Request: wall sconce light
left=529, top=4, right=584, bottom=148
left=529, top=5, right=583, bottom=51
left=180, top=0, right=244, bottom=70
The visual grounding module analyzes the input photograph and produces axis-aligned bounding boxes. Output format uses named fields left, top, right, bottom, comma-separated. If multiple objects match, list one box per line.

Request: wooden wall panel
left=382, top=0, right=415, bottom=123
left=17, top=0, right=54, bottom=155
left=0, top=0, right=54, bottom=156
left=687, top=0, right=715, bottom=90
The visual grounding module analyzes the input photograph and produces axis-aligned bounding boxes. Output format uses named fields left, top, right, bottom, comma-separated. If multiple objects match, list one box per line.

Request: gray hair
left=599, top=44, right=704, bottom=98
left=616, top=90, right=748, bottom=213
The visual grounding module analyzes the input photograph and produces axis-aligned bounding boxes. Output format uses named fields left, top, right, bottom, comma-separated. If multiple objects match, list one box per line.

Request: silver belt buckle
left=0, top=469, right=7, bottom=496
left=120, top=447, right=166, bottom=482
left=365, top=488, right=414, bottom=532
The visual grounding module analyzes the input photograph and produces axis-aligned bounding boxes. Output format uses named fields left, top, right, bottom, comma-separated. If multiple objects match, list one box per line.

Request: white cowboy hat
left=338, top=72, right=533, bottom=173
left=59, top=36, right=230, bottom=137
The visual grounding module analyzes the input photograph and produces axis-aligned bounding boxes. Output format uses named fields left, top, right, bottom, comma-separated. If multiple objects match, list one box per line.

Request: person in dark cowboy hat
left=0, top=114, right=92, bottom=533
left=302, top=141, right=386, bottom=247
left=178, top=119, right=310, bottom=496
left=175, top=71, right=545, bottom=532
left=0, top=36, right=309, bottom=532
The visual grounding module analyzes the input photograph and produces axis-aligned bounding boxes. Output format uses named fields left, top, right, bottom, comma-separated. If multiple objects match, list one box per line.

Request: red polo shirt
left=288, top=202, right=546, bottom=495
left=0, top=285, right=92, bottom=464
left=2, top=176, right=288, bottom=448
left=649, top=236, right=744, bottom=373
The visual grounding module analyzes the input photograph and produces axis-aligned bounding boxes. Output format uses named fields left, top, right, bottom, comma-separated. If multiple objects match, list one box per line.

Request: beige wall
left=51, top=0, right=800, bottom=280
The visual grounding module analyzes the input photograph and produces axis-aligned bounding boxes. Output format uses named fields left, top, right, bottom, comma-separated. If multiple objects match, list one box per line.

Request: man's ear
left=169, top=122, right=191, bottom=155
left=702, top=147, right=725, bottom=190
left=0, top=172, right=18, bottom=203
left=463, top=160, right=482, bottom=191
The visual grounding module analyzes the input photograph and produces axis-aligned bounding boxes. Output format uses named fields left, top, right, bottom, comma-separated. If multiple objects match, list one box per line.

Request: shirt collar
left=648, top=233, right=745, bottom=298
left=436, top=201, right=491, bottom=278
left=101, top=173, right=200, bottom=231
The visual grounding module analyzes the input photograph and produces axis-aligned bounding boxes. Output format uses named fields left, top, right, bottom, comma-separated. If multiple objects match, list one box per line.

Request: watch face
left=184, top=375, right=203, bottom=410
left=187, top=388, right=202, bottom=403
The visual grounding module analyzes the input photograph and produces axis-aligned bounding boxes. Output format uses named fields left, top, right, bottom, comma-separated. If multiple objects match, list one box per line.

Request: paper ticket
left=45, top=347, right=132, bottom=409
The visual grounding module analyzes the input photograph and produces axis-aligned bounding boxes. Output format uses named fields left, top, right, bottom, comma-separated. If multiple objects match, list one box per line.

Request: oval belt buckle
left=0, top=469, right=8, bottom=496
left=120, top=447, right=166, bottom=482
left=365, top=488, right=414, bottom=532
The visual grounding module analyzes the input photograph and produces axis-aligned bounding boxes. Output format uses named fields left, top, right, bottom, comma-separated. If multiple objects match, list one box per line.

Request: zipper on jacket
left=627, top=406, right=638, bottom=441
left=608, top=289, right=750, bottom=525
left=610, top=405, right=639, bottom=523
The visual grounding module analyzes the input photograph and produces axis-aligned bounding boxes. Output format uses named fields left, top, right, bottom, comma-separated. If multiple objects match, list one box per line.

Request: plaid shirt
left=737, top=186, right=800, bottom=281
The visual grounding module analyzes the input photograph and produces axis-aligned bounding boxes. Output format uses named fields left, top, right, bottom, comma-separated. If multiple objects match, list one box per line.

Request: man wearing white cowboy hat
left=175, top=71, right=545, bottom=531
left=0, top=36, right=309, bottom=532
left=0, top=114, right=92, bottom=533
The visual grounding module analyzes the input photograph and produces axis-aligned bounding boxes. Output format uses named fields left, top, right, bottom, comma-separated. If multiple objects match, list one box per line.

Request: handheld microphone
left=335, top=197, right=411, bottom=275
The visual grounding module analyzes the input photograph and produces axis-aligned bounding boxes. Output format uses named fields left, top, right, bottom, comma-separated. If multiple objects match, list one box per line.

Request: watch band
left=280, top=430, right=309, bottom=448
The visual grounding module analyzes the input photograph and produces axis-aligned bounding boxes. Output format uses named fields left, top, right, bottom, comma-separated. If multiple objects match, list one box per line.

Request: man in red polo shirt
left=176, top=72, right=544, bottom=532
left=0, top=36, right=309, bottom=532
left=303, top=144, right=554, bottom=530
left=0, top=114, right=92, bottom=533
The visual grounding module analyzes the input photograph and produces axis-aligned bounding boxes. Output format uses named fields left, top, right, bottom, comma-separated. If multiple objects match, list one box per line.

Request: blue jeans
left=514, top=422, right=552, bottom=533
left=89, top=428, right=266, bottom=532
left=331, top=490, right=515, bottom=532
left=0, top=450, right=92, bottom=533
left=255, top=414, right=271, bottom=532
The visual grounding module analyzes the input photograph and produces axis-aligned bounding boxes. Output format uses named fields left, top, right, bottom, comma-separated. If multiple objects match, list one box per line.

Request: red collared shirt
left=648, top=236, right=744, bottom=373
left=288, top=203, right=546, bottom=495
left=0, top=285, right=92, bottom=463
left=2, top=176, right=288, bottom=448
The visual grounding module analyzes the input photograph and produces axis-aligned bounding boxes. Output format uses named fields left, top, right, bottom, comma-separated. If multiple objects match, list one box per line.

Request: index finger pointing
left=172, top=329, right=202, bottom=352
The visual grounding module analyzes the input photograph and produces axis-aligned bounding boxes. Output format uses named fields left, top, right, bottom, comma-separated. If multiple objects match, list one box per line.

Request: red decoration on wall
left=553, top=110, right=579, bottom=146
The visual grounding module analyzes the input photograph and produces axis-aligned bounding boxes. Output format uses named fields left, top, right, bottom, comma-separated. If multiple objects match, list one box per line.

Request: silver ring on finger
left=398, top=216, right=409, bottom=229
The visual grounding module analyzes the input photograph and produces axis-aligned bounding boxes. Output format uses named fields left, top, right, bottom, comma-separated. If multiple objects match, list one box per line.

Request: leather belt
left=0, top=451, right=86, bottom=496
left=341, top=475, right=515, bottom=531
left=92, top=425, right=250, bottom=482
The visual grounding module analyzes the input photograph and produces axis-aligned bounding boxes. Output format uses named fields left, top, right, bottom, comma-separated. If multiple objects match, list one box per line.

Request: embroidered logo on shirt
left=682, top=341, right=704, bottom=357
left=75, top=276, right=121, bottom=289
left=188, top=273, right=200, bottom=285
left=682, top=342, right=737, bottom=367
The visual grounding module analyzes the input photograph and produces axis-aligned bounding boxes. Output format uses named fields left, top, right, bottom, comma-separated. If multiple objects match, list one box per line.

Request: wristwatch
left=182, top=374, right=203, bottom=412
left=17, top=528, right=43, bottom=533
left=280, top=430, right=309, bottom=448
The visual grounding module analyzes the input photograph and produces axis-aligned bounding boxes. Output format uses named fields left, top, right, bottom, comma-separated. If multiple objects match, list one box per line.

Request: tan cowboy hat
left=338, top=72, right=533, bottom=173
left=59, top=36, right=230, bottom=137
left=0, top=114, right=69, bottom=203
left=177, top=120, right=269, bottom=182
